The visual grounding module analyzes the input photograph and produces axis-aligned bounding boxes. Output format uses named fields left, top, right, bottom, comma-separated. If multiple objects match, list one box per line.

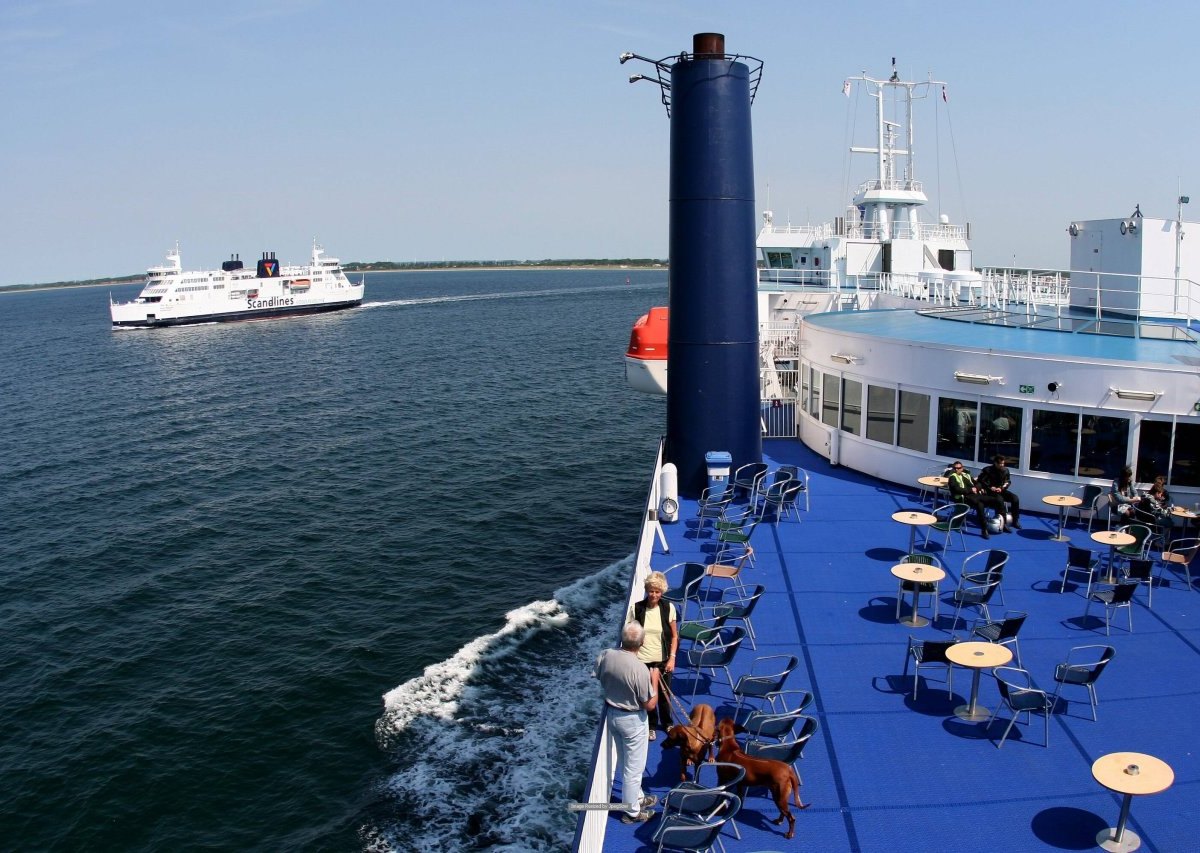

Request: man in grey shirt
left=594, top=621, right=661, bottom=822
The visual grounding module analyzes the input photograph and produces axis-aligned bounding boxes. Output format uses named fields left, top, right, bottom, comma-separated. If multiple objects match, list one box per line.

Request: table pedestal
left=954, top=670, right=990, bottom=721
left=1051, top=505, right=1070, bottom=542
left=1097, top=793, right=1139, bottom=852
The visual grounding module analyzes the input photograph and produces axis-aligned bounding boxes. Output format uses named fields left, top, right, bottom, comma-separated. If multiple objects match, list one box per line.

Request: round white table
left=945, top=641, right=1013, bottom=721
left=1091, top=751, right=1174, bottom=852
left=1042, top=494, right=1082, bottom=542
left=893, top=510, right=937, bottom=553
left=1091, top=529, right=1136, bottom=584
left=890, top=563, right=946, bottom=628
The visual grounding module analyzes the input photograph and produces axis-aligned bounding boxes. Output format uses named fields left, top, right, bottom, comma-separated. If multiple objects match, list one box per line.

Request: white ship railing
left=760, top=221, right=969, bottom=242
left=571, top=439, right=665, bottom=853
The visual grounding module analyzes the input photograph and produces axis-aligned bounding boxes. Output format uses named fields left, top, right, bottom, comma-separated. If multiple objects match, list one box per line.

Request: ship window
left=841, top=379, right=862, bottom=435
left=1136, top=420, right=1172, bottom=484
left=898, top=390, right=930, bottom=453
left=981, top=403, right=1021, bottom=466
left=807, top=366, right=821, bottom=419
left=765, top=251, right=793, bottom=270
left=1171, top=422, right=1200, bottom=487
left=1078, top=415, right=1128, bottom=480
left=936, top=397, right=977, bottom=460
left=865, top=385, right=895, bottom=443
left=1029, top=410, right=1079, bottom=476
left=821, top=373, right=840, bottom=428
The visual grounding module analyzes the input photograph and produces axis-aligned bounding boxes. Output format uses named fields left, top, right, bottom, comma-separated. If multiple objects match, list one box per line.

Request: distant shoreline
left=0, top=261, right=668, bottom=294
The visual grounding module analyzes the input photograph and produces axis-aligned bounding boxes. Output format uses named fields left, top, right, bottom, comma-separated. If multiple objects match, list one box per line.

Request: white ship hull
left=111, top=243, right=364, bottom=328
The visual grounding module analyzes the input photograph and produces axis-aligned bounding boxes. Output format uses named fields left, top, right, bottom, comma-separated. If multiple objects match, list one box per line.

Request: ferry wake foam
left=367, top=558, right=630, bottom=852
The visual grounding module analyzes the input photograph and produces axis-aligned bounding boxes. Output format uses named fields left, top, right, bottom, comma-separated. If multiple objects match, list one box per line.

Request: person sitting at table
left=1139, top=474, right=1172, bottom=520
left=1111, top=466, right=1139, bottom=519
left=978, top=454, right=1022, bottom=530
left=947, top=461, right=1005, bottom=539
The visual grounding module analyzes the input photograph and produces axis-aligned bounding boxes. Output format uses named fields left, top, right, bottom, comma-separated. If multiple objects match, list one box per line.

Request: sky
left=2, top=0, right=1199, bottom=286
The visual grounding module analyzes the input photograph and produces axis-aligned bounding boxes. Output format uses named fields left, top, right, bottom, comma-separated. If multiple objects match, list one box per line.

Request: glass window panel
left=807, top=366, right=821, bottom=419
left=800, top=365, right=812, bottom=417
left=842, top=379, right=863, bottom=435
left=1029, top=409, right=1078, bottom=476
left=866, top=385, right=897, bottom=443
left=980, top=403, right=1022, bottom=466
left=821, top=373, right=840, bottom=428
left=898, top=390, right=930, bottom=453
left=1136, top=421, right=1173, bottom=484
left=1078, top=415, right=1129, bottom=480
left=1172, top=422, right=1200, bottom=487
left=936, top=397, right=977, bottom=460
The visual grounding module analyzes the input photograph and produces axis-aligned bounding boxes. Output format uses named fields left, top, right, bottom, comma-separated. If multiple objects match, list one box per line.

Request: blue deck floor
left=601, top=439, right=1199, bottom=852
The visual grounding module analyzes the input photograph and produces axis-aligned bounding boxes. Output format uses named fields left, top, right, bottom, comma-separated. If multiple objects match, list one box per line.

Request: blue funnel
left=666, top=33, right=761, bottom=496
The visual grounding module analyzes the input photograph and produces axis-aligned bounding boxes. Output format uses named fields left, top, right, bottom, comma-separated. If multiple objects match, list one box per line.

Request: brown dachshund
left=660, top=702, right=716, bottom=781
left=715, top=717, right=809, bottom=840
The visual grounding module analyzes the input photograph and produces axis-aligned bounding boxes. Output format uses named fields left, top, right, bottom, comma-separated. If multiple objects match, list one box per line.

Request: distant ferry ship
left=110, top=242, right=364, bottom=328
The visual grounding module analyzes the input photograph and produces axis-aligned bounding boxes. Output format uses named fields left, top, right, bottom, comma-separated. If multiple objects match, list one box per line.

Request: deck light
left=954, top=371, right=1000, bottom=385
left=830, top=353, right=860, bottom=364
left=1110, top=388, right=1161, bottom=402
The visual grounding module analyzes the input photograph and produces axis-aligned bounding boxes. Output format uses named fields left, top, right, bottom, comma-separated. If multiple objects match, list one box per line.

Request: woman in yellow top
left=626, top=571, right=678, bottom=739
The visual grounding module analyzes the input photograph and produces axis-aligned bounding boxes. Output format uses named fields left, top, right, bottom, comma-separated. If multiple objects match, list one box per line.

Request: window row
left=801, top=364, right=1200, bottom=487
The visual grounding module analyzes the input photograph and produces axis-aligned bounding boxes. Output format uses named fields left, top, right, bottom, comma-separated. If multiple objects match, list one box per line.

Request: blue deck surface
left=807, top=309, right=1198, bottom=365
left=602, top=439, right=1198, bottom=852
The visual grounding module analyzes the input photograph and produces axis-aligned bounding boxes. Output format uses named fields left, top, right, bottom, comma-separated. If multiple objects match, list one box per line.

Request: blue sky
left=2, top=0, right=1198, bottom=286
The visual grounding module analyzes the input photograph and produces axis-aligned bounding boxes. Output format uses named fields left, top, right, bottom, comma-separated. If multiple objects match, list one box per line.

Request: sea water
left=0, top=269, right=667, bottom=851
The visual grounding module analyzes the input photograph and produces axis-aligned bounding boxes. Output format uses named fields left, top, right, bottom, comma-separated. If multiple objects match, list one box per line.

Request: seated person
left=1140, top=474, right=1171, bottom=520
left=947, top=461, right=1005, bottom=539
left=977, top=454, right=1022, bottom=530
left=1111, top=466, right=1139, bottom=519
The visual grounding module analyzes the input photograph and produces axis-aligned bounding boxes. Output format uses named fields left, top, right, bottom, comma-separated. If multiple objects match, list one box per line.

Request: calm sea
left=0, top=269, right=667, bottom=851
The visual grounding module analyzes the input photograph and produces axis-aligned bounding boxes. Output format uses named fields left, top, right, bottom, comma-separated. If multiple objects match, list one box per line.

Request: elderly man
left=594, top=621, right=662, bottom=823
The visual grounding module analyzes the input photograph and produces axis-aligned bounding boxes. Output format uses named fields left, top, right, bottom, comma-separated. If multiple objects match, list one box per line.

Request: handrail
left=756, top=265, right=1200, bottom=334
left=571, top=437, right=665, bottom=852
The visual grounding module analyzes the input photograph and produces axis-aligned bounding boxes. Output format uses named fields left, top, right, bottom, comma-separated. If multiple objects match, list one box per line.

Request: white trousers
left=607, top=706, right=649, bottom=816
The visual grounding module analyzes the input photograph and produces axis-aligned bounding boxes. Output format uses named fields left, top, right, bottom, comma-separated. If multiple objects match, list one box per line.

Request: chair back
left=1071, top=645, right=1116, bottom=684
left=938, top=503, right=970, bottom=529
left=994, top=666, right=1049, bottom=711
left=903, top=552, right=940, bottom=567
left=996, top=611, right=1027, bottom=641
left=958, top=579, right=999, bottom=604
left=715, top=585, right=764, bottom=620
left=746, top=716, right=819, bottom=760
left=1080, top=484, right=1103, bottom=506
left=1116, top=524, right=1151, bottom=555
left=1166, top=538, right=1200, bottom=562
left=742, top=707, right=804, bottom=741
left=733, top=654, right=797, bottom=698
left=690, top=626, right=746, bottom=666
left=1110, top=582, right=1139, bottom=604
left=656, top=794, right=740, bottom=850
left=985, top=549, right=1009, bottom=573
left=920, top=638, right=957, bottom=664
left=1125, top=558, right=1153, bottom=581
left=694, top=761, right=745, bottom=792
left=1067, top=546, right=1096, bottom=569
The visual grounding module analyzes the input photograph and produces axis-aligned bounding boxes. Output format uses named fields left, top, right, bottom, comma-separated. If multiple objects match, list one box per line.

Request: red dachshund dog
left=660, top=702, right=716, bottom=781
left=715, top=717, right=808, bottom=839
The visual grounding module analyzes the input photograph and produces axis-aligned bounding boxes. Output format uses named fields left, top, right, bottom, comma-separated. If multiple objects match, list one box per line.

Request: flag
left=941, top=85, right=948, bottom=103
left=842, top=79, right=851, bottom=97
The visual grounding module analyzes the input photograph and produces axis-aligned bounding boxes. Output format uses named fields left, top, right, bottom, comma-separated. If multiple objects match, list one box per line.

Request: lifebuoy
left=1120, top=221, right=1128, bottom=235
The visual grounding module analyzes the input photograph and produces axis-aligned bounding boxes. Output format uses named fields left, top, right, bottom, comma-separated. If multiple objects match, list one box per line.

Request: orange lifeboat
left=624, top=306, right=668, bottom=395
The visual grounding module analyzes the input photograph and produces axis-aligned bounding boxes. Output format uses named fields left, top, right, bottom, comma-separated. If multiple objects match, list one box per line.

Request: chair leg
left=1087, top=683, right=1099, bottom=722
left=995, top=710, right=1019, bottom=749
